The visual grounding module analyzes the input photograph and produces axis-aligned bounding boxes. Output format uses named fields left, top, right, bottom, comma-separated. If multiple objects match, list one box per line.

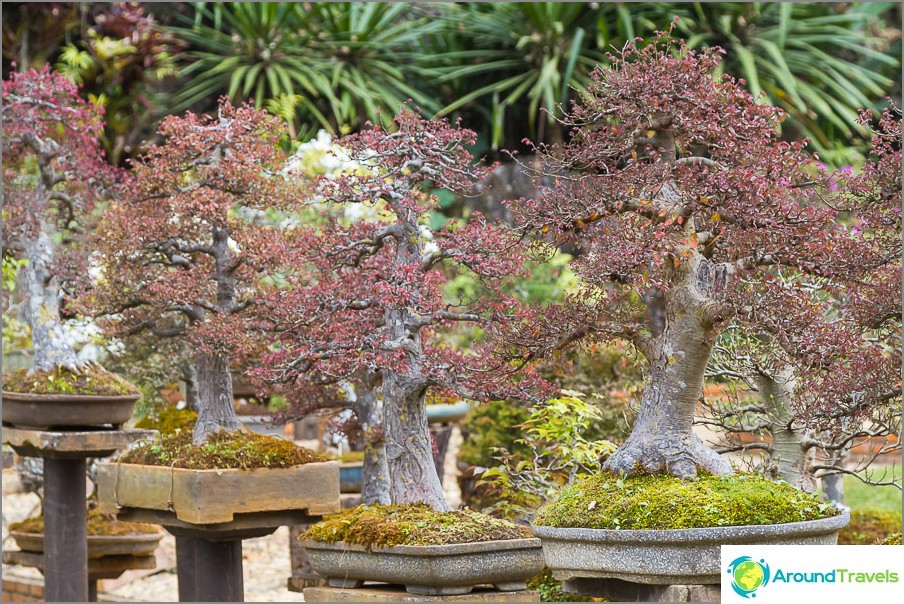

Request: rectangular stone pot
left=302, top=538, right=544, bottom=596
left=97, top=461, right=340, bottom=524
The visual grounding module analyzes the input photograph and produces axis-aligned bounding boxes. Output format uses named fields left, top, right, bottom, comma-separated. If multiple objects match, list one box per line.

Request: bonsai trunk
left=22, top=228, right=80, bottom=373
left=383, top=371, right=450, bottom=511
left=354, top=378, right=390, bottom=506
left=758, top=371, right=816, bottom=492
left=604, top=274, right=732, bottom=477
left=192, top=351, right=241, bottom=444
left=820, top=449, right=846, bottom=505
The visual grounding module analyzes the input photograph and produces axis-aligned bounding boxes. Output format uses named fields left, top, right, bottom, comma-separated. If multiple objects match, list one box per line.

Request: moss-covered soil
left=118, top=429, right=327, bottom=470
left=879, top=532, right=901, bottom=545
left=838, top=509, right=902, bottom=545
left=535, top=472, right=839, bottom=530
left=3, top=365, right=138, bottom=396
left=135, top=406, right=198, bottom=436
left=11, top=508, right=159, bottom=536
left=303, top=504, right=532, bottom=549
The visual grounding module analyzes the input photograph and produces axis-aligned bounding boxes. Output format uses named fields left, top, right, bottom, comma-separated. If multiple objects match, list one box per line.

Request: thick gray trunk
left=383, top=371, right=450, bottom=511
left=820, top=449, right=846, bottom=505
left=354, top=378, right=390, bottom=506
left=22, top=229, right=80, bottom=373
left=759, top=371, right=816, bottom=492
left=605, top=260, right=731, bottom=477
left=192, top=351, right=241, bottom=444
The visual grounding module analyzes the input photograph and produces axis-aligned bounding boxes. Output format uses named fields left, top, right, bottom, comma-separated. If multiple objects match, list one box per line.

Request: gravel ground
left=1, top=427, right=463, bottom=602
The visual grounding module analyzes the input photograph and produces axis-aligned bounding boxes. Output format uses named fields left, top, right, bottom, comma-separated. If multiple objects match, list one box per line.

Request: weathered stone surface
left=2, top=428, right=154, bottom=459
left=9, top=530, right=163, bottom=559
left=534, top=512, right=849, bottom=585
left=304, top=538, right=544, bottom=595
left=97, top=460, right=340, bottom=523
left=2, top=391, right=139, bottom=430
left=3, top=549, right=157, bottom=580
left=303, top=585, right=539, bottom=602
left=562, top=577, right=721, bottom=602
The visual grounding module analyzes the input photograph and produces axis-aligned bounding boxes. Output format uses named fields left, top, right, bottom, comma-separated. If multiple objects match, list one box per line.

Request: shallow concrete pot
left=303, top=538, right=544, bottom=595
left=11, top=530, right=164, bottom=559
left=97, top=460, right=341, bottom=524
left=1, top=391, right=139, bottom=430
left=533, top=512, right=849, bottom=585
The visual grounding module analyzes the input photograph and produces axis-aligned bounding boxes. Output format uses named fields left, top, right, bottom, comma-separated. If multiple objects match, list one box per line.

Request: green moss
left=3, top=365, right=138, bottom=396
left=302, top=504, right=532, bottom=550
left=838, top=509, right=902, bottom=545
left=534, top=472, right=839, bottom=530
left=528, top=568, right=600, bottom=602
left=879, top=532, right=901, bottom=545
left=118, top=429, right=327, bottom=470
left=135, top=406, right=198, bottom=436
left=11, top=508, right=159, bottom=536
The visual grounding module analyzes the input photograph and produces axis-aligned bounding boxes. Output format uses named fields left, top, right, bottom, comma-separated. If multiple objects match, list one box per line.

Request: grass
left=841, top=465, right=902, bottom=514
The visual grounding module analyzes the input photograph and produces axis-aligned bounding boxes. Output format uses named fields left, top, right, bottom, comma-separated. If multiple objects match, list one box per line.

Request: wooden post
left=43, top=457, right=88, bottom=602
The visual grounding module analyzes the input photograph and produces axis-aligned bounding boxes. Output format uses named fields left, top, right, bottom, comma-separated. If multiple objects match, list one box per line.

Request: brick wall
left=2, top=574, right=43, bottom=602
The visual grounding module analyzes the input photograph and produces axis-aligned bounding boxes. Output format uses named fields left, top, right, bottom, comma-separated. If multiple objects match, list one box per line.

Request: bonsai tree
left=89, top=100, right=292, bottom=444
left=2, top=67, right=114, bottom=376
left=261, top=110, right=538, bottom=511
left=506, top=34, right=853, bottom=478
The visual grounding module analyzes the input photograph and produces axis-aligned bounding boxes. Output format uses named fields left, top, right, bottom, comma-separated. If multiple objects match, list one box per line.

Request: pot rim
left=10, top=529, right=165, bottom=543
left=532, top=510, right=849, bottom=543
left=1, top=390, right=140, bottom=403
left=302, top=536, right=541, bottom=556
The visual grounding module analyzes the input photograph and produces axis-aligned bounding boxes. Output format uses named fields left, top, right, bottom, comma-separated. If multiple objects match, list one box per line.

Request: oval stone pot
left=339, top=461, right=363, bottom=493
left=533, top=512, right=849, bottom=585
left=426, top=401, right=470, bottom=424
left=303, top=538, right=544, bottom=595
left=1, top=391, right=139, bottom=430
left=10, top=530, right=164, bottom=559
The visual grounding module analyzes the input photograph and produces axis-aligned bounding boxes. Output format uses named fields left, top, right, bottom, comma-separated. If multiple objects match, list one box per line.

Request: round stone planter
left=10, top=530, right=164, bottom=559
left=1, top=391, right=139, bottom=430
left=303, top=538, right=545, bottom=595
left=426, top=401, right=470, bottom=424
left=533, top=511, right=849, bottom=585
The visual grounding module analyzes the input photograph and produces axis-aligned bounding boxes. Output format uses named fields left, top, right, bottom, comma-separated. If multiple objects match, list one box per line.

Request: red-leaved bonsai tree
left=506, top=35, right=852, bottom=478
left=89, top=100, right=292, bottom=444
left=2, top=66, right=115, bottom=375
left=261, top=110, right=538, bottom=511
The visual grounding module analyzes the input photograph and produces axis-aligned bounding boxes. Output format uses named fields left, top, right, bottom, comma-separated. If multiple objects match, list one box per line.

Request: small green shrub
left=528, top=568, right=599, bottom=602
left=135, top=405, right=197, bottom=436
left=535, top=472, right=839, bottom=530
left=302, top=504, right=531, bottom=549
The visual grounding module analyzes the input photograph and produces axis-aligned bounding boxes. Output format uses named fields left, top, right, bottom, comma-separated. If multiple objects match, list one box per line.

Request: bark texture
left=192, top=351, right=241, bottom=444
left=759, top=371, right=817, bottom=492
left=383, top=371, right=450, bottom=511
left=604, top=253, right=732, bottom=477
left=23, top=228, right=80, bottom=373
left=354, top=375, right=391, bottom=506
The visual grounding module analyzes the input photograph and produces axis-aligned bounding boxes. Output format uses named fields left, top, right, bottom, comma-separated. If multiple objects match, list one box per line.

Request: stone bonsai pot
left=301, top=504, right=544, bottom=595
left=9, top=509, right=164, bottom=559
left=532, top=472, right=849, bottom=587
left=2, top=365, right=140, bottom=430
left=97, top=430, right=340, bottom=524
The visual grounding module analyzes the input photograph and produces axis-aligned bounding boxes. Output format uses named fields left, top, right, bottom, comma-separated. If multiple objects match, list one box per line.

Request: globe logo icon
left=727, top=556, right=770, bottom=598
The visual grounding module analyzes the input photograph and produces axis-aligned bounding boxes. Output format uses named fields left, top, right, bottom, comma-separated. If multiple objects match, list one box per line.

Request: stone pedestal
left=2, top=428, right=153, bottom=602
left=303, top=585, right=539, bottom=602
left=562, top=577, right=721, bottom=602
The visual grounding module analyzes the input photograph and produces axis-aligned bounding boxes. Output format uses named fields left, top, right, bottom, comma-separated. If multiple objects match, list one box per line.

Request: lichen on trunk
left=22, top=227, right=80, bottom=374
left=192, top=351, right=241, bottom=445
left=758, top=370, right=817, bottom=492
